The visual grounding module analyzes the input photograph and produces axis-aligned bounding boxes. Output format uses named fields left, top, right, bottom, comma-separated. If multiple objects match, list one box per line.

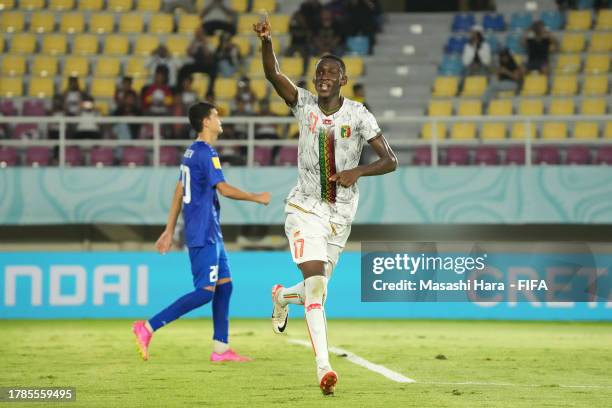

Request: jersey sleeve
left=201, top=147, right=226, bottom=188
left=357, top=104, right=381, bottom=142
left=290, top=87, right=315, bottom=122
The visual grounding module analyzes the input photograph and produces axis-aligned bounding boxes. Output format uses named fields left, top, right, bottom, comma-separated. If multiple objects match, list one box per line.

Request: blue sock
left=212, top=281, right=232, bottom=344
left=148, top=289, right=213, bottom=331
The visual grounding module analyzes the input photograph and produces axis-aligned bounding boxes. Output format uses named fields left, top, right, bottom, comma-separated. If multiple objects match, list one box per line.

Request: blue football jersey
left=179, top=141, right=225, bottom=247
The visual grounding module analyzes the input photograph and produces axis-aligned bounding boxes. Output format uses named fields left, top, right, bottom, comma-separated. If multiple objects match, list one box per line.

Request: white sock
left=213, top=340, right=229, bottom=354
left=304, top=275, right=330, bottom=369
left=277, top=281, right=305, bottom=306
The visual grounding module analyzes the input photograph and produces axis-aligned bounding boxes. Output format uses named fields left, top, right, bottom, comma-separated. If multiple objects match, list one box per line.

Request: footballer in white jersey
left=254, top=16, right=397, bottom=396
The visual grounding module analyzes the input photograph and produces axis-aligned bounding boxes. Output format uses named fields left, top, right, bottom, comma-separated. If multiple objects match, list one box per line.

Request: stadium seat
left=91, top=78, right=116, bottom=98
left=540, top=10, right=564, bottom=30
left=60, top=12, right=84, bottom=34
left=166, top=35, right=189, bottom=57
left=251, top=79, right=267, bottom=99
left=50, top=0, right=74, bottom=10
left=582, top=75, right=608, bottom=95
left=213, top=78, right=237, bottom=99
left=551, top=75, right=578, bottom=96
left=125, top=58, right=148, bottom=79
left=228, top=36, right=249, bottom=57
left=0, top=76, right=23, bottom=96
left=0, top=0, right=14, bottom=9
left=59, top=76, right=85, bottom=92
left=534, top=147, right=561, bottom=165
left=119, top=14, right=144, bottom=34
left=577, top=0, right=595, bottom=8
left=0, top=147, right=18, bottom=166
left=566, top=146, right=592, bottom=165
left=584, top=54, right=610, bottom=74
left=504, top=146, right=525, bottom=164
left=560, top=33, right=585, bottom=53
left=28, top=77, right=54, bottom=98
left=555, top=54, right=581, bottom=74
left=269, top=101, right=290, bottom=116
left=276, top=146, right=298, bottom=166
left=159, top=147, right=179, bottom=166
left=461, top=76, right=487, bottom=97
left=248, top=58, right=266, bottom=78
left=73, top=34, right=98, bottom=55
left=427, top=100, right=452, bottom=116
left=253, top=147, right=273, bottom=166
left=475, top=147, right=499, bottom=165
left=31, top=56, right=58, bottom=77
left=253, top=0, right=276, bottom=12
left=588, top=32, right=612, bottom=52
left=122, top=147, right=147, bottom=166
left=548, top=99, right=574, bottom=115
left=104, top=35, right=129, bottom=55
left=518, top=99, right=544, bottom=115
left=149, top=14, right=174, bottom=34
left=22, top=99, right=46, bottom=116
left=108, top=0, right=132, bottom=12
left=89, top=14, right=114, bottom=34
left=0, top=99, right=17, bottom=116
left=190, top=73, right=209, bottom=98
left=542, top=122, right=568, bottom=139
left=131, top=78, right=146, bottom=93
left=432, top=76, right=458, bottom=97
left=481, top=123, right=506, bottom=140
left=450, top=123, right=476, bottom=140
left=1, top=11, right=25, bottom=33
left=79, top=0, right=103, bottom=10
left=10, top=33, right=36, bottom=53
left=64, top=146, right=84, bottom=166
left=505, top=32, right=525, bottom=54
left=421, top=123, right=447, bottom=139
left=574, top=122, right=599, bottom=139
left=605, top=122, right=612, bottom=139
left=457, top=100, right=482, bottom=116
left=42, top=34, right=67, bottom=55
left=443, top=146, right=470, bottom=165
left=90, top=147, right=115, bottom=166
left=595, top=9, right=612, bottom=29
left=344, top=57, right=364, bottom=77
left=64, top=56, right=89, bottom=77
left=509, top=12, right=532, bottom=30
left=483, top=13, right=505, bottom=31
left=279, top=57, right=303, bottom=77
left=230, top=0, right=248, bottom=12
left=439, top=55, right=463, bottom=76
left=566, top=10, right=592, bottom=30
left=238, top=14, right=260, bottom=34
left=137, top=0, right=160, bottom=11
left=1, top=55, right=25, bottom=76
left=134, top=35, right=159, bottom=56
left=178, top=14, right=200, bottom=34
left=445, top=35, right=467, bottom=54
left=451, top=13, right=476, bottom=32
left=269, top=14, right=289, bottom=34
left=487, top=99, right=513, bottom=116
left=21, top=0, right=44, bottom=10
left=580, top=98, right=606, bottom=115
left=485, top=33, right=499, bottom=53
left=521, top=75, right=547, bottom=96
left=30, top=12, right=55, bottom=33
left=412, top=147, right=432, bottom=166
left=25, top=147, right=52, bottom=166
left=346, top=35, right=369, bottom=55
left=511, top=122, right=537, bottom=139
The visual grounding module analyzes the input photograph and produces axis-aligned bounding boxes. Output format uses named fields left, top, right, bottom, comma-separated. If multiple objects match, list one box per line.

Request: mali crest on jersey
left=340, top=125, right=351, bottom=139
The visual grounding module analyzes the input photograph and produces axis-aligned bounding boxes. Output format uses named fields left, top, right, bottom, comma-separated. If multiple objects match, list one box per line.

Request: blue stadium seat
left=445, top=35, right=467, bottom=54
left=505, top=32, right=525, bottom=54
left=509, top=12, right=533, bottom=31
left=486, top=33, right=499, bottom=53
left=483, top=13, right=505, bottom=31
left=540, top=10, right=564, bottom=30
left=439, top=55, right=463, bottom=75
left=577, top=0, right=595, bottom=9
left=346, top=36, right=369, bottom=56
left=451, top=13, right=476, bottom=32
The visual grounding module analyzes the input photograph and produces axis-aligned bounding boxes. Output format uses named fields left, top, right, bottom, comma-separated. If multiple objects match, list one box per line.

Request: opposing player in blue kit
left=132, top=102, right=271, bottom=362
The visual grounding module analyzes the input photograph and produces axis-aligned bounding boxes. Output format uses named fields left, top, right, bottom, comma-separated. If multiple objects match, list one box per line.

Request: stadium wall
left=2, top=167, right=612, bottom=224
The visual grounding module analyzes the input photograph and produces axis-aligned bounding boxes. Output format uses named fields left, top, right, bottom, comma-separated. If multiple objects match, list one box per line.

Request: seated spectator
left=201, top=0, right=237, bottom=36
left=345, top=0, right=380, bottom=54
left=147, top=45, right=180, bottom=87
left=255, top=99, right=279, bottom=140
left=75, top=96, right=101, bottom=139
left=352, top=83, right=371, bottom=111
left=178, top=27, right=218, bottom=94
left=285, top=8, right=313, bottom=73
left=63, top=75, right=88, bottom=116
left=300, top=0, right=322, bottom=33
left=216, top=33, right=242, bottom=77
left=314, top=10, right=344, bottom=56
left=522, top=20, right=558, bottom=74
left=114, top=76, right=134, bottom=107
left=462, top=25, right=491, bottom=75
left=234, top=76, right=258, bottom=114
left=483, top=48, right=523, bottom=104
left=142, top=66, right=174, bottom=116
left=113, top=90, right=141, bottom=139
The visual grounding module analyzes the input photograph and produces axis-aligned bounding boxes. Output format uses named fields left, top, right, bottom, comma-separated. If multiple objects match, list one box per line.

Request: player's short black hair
left=317, top=53, right=346, bottom=75
left=188, top=102, right=215, bottom=133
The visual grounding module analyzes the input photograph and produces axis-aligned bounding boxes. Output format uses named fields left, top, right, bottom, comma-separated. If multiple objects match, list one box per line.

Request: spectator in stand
left=352, top=83, right=371, bottom=111
left=462, top=25, right=491, bottom=75
left=482, top=48, right=523, bottom=105
left=314, top=9, right=344, bottom=56
left=48, top=95, right=64, bottom=141
left=113, top=90, right=141, bottom=139
left=147, top=45, right=180, bottom=87
left=142, top=65, right=174, bottom=116
left=234, top=76, right=258, bottom=114
left=285, top=8, right=313, bottom=73
left=178, top=27, right=218, bottom=94
left=75, top=96, right=101, bottom=139
left=522, top=20, right=558, bottom=75
left=216, top=32, right=243, bottom=77
left=300, top=0, right=322, bottom=34
left=63, top=75, right=88, bottom=116
left=345, top=0, right=380, bottom=54
left=114, top=76, right=134, bottom=107
left=173, top=75, right=199, bottom=138
left=201, top=0, right=237, bottom=36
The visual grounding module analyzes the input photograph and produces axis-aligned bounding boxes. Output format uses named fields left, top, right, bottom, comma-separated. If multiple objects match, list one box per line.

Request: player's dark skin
left=255, top=17, right=398, bottom=279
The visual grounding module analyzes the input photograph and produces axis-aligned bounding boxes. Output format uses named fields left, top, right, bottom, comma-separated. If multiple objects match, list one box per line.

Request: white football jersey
left=285, top=87, right=381, bottom=225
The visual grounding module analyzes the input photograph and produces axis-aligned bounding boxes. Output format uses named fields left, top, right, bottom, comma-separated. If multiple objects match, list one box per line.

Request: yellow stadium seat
left=461, top=76, right=487, bottom=97
left=119, top=14, right=144, bottom=34
left=89, top=14, right=114, bottom=34
left=60, top=12, right=85, bottom=34
left=583, top=75, right=608, bottom=95
left=166, top=35, right=189, bottom=57
left=548, top=99, right=574, bottom=115
left=256, top=37, right=281, bottom=55
left=60, top=76, right=85, bottom=92
left=1, top=11, right=25, bottom=33
left=95, top=57, right=121, bottom=77
left=288, top=123, right=299, bottom=138
left=518, top=99, right=544, bottom=115
left=30, top=12, right=55, bottom=33
left=270, top=101, right=290, bottom=116
left=149, top=14, right=174, bottom=34
left=457, top=100, right=482, bottom=116
left=0, top=0, right=15, bottom=9
left=253, top=0, right=276, bottom=12
left=551, top=75, right=578, bottom=96
left=238, top=14, right=259, bottom=34
left=566, top=10, right=592, bottom=31
left=73, top=34, right=98, bottom=55
left=481, top=123, right=506, bottom=140
left=137, top=0, right=160, bottom=11
left=555, top=54, right=581, bottom=74
left=432, top=76, right=458, bottom=97
left=0, top=40, right=3, bottom=53
left=91, top=78, right=116, bottom=98
left=251, top=79, right=268, bottom=99
left=595, top=9, right=612, bottom=29
left=584, top=54, right=610, bottom=74
left=344, top=56, right=364, bottom=77
left=104, top=35, right=129, bottom=55
left=132, top=78, right=146, bottom=93
left=28, top=77, right=54, bottom=98
left=79, top=0, right=103, bottom=10
left=542, top=122, right=567, bottom=139
left=269, top=14, right=289, bottom=34
left=248, top=58, right=265, bottom=77
left=20, top=0, right=44, bottom=10
left=125, top=57, right=148, bottom=79
left=451, top=123, right=476, bottom=140
left=521, top=74, right=547, bottom=96
left=49, top=0, right=74, bottom=10
left=574, top=122, right=598, bottom=139
left=487, top=99, right=513, bottom=116
left=232, top=36, right=251, bottom=57
left=191, top=73, right=209, bottom=98
left=230, top=0, right=248, bottom=11
left=10, top=33, right=36, bottom=53
left=63, top=56, right=89, bottom=77
left=280, top=57, right=304, bottom=77
left=511, top=122, right=537, bottom=139
left=42, top=35, right=67, bottom=55
left=580, top=98, right=606, bottom=115
left=31, top=56, right=58, bottom=77
left=428, top=100, right=452, bottom=116
left=604, top=122, right=612, bottom=139
left=421, top=123, right=447, bottom=139
left=214, top=78, right=237, bottom=99
left=0, top=76, right=23, bottom=97
left=178, top=14, right=200, bottom=34
left=560, top=33, right=585, bottom=53
left=207, top=35, right=220, bottom=49
left=108, top=0, right=132, bottom=12
left=134, top=35, right=159, bottom=56
left=588, top=32, right=612, bottom=52
left=1, top=55, right=25, bottom=76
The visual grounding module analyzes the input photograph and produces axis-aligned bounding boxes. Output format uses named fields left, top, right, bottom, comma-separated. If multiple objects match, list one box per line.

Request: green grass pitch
left=1, top=319, right=611, bottom=407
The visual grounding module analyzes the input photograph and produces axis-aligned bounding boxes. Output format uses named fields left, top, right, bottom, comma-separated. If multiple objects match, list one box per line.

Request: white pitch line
left=288, top=338, right=416, bottom=383
left=420, top=381, right=612, bottom=389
